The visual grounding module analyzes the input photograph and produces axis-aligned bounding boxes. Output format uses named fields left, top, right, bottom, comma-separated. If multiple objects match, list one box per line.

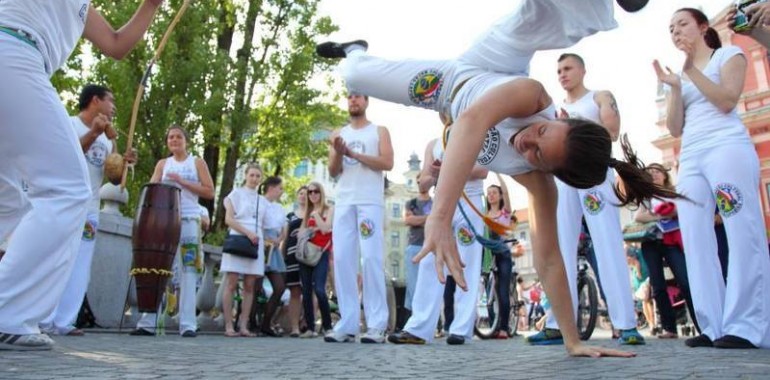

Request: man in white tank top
left=528, top=53, right=642, bottom=346
left=0, top=1, right=163, bottom=351
left=41, top=85, right=136, bottom=337
left=325, top=92, right=394, bottom=344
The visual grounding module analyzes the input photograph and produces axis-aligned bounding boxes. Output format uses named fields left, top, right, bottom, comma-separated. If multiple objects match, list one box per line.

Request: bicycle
left=474, top=242, right=521, bottom=339
left=576, top=232, right=599, bottom=341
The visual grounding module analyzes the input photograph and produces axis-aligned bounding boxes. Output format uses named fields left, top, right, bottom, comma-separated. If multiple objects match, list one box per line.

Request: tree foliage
left=52, top=0, right=346, bottom=234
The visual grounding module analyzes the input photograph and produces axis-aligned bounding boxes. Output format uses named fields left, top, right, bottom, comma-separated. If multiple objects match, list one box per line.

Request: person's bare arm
left=83, top=1, right=163, bottom=60
left=404, top=205, right=428, bottom=227
left=347, top=126, right=394, bottom=171
left=328, top=130, right=344, bottom=178
left=684, top=55, right=746, bottom=114
left=594, top=90, right=620, bottom=141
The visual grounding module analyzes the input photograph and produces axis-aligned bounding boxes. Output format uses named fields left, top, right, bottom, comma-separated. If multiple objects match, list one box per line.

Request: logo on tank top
left=359, top=218, right=375, bottom=239
left=408, top=69, right=444, bottom=107
left=715, top=183, right=743, bottom=218
left=86, top=141, right=109, bottom=168
left=476, top=127, right=500, bottom=166
left=456, top=223, right=475, bottom=246
left=79, top=4, right=88, bottom=23
left=582, top=190, right=605, bottom=215
left=343, top=140, right=365, bottom=166
left=82, top=220, right=96, bottom=241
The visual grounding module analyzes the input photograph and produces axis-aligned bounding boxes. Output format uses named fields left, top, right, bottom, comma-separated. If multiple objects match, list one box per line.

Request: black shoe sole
left=129, top=329, right=154, bottom=336
left=714, top=335, right=758, bottom=349
left=387, top=334, right=425, bottom=345
left=316, top=40, right=368, bottom=59
left=616, top=0, right=648, bottom=12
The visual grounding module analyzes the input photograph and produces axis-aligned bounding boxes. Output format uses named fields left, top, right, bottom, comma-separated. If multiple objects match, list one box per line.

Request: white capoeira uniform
left=332, top=122, right=389, bottom=336
left=673, top=46, right=770, bottom=348
left=402, top=141, right=484, bottom=343
left=40, top=116, right=113, bottom=335
left=545, top=92, right=636, bottom=331
left=0, top=0, right=93, bottom=336
left=136, top=155, right=204, bottom=335
left=340, top=0, right=617, bottom=117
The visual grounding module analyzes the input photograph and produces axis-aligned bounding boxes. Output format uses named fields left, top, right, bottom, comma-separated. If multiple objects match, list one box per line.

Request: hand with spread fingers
left=412, top=214, right=467, bottom=290
left=652, top=60, right=681, bottom=89
left=746, top=2, right=770, bottom=29
left=567, top=344, right=637, bottom=358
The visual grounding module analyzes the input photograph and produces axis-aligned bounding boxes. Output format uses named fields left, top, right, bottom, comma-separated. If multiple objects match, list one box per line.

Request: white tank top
left=71, top=116, right=112, bottom=212
left=451, top=73, right=550, bottom=176
left=162, top=155, right=201, bottom=218
left=334, top=123, right=385, bottom=206
left=431, top=139, right=484, bottom=197
left=560, top=90, right=621, bottom=157
left=0, top=0, right=90, bottom=75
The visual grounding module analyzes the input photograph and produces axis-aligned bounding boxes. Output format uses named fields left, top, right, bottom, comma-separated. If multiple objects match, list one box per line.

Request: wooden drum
left=131, top=183, right=182, bottom=313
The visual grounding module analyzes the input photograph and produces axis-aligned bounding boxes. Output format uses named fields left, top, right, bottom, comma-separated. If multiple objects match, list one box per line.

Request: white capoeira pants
left=403, top=194, right=484, bottom=343
left=136, top=218, right=201, bottom=334
left=41, top=212, right=100, bottom=334
left=547, top=169, right=636, bottom=330
left=341, top=0, right=617, bottom=114
left=676, top=145, right=770, bottom=348
left=0, top=33, right=91, bottom=335
left=332, top=204, right=388, bottom=335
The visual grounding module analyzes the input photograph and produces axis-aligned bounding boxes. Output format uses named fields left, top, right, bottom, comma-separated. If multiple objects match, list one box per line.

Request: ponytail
left=612, top=135, right=685, bottom=207
left=704, top=27, right=722, bottom=50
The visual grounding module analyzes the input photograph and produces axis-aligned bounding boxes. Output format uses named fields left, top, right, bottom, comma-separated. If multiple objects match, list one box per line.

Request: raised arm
left=328, top=129, right=344, bottom=178
left=347, top=126, right=394, bottom=171
left=653, top=60, right=685, bottom=137
left=84, top=0, right=163, bottom=60
left=594, top=90, right=620, bottom=141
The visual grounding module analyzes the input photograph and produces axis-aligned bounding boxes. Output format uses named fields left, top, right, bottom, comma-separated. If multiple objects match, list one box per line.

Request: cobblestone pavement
left=2, top=330, right=770, bottom=380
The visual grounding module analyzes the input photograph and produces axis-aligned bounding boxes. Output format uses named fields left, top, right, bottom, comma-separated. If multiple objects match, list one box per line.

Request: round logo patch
left=715, top=183, right=743, bottom=218
left=86, top=141, right=109, bottom=168
left=82, top=221, right=96, bottom=241
left=582, top=190, right=605, bottom=215
left=359, top=219, right=374, bottom=239
left=456, top=223, right=475, bottom=246
left=408, top=69, right=444, bottom=107
left=343, top=140, right=365, bottom=166
left=476, top=127, right=501, bottom=166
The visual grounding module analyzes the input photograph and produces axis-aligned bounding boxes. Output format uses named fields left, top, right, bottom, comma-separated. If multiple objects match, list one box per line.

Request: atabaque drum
left=131, top=183, right=182, bottom=312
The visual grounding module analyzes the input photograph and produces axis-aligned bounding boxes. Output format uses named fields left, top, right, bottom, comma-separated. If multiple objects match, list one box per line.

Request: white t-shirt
left=451, top=73, right=549, bottom=177
left=225, top=187, right=267, bottom=238
left=71, top=115, right=112, bottom=212
left=0, top=0, right=90, bottom=75
left=263, top=200, right=287, bottom=232
left=335, top=123, right=385, bottom=206
left=679, top=45, right=751, bottom=160
left=162, top=155, right=201, bottom=218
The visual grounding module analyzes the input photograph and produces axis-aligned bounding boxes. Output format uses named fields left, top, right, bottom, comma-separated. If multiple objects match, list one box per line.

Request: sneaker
left=324, top=330, right=355, bottom=343
left=616, top=0, right=648, bottom=12
left=181, top=330, right=197, bottom=338
left=387, top=331, right=425, bottom=345
left=618, top=328, right=646, bottom=345
left=315, top=40, right=368, bottom=59
left=129, top=328, right=154, bottom=336
left=714, top=335, right=758, bottom=349
left=361, top=328, right=386, bottom=344
left=66, top=328, right=85, bottom=337
left=299, top=330, right=317, bottom=339
left=0, top=333, right=54, bottom=351
left=259, top=327, right=282, bottom=338
left=525, top=328, right=564, bottom=345
left=685, top=334, right=714, bottom=348
left=447, top=334, right=465, bottom=345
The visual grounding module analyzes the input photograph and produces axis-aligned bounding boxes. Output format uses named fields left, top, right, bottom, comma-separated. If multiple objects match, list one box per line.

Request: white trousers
left=547, top=170, right=636, bottom=330
left=332, top=204, right=388, bottom=334
left=403, top=194, right=484, bottom=342
left=136, top=218, right=201, bottom=334
left=341, top=0, right=616, bottom=113
left=41, top=212, right=100, bottom=334
left=676, top=145, right=770, bottom=347
left=0, top=34, right=91, bottom=335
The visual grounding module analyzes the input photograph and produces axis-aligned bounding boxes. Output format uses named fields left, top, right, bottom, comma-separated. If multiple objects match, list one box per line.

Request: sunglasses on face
left=308, top=189, right=320, bottom=194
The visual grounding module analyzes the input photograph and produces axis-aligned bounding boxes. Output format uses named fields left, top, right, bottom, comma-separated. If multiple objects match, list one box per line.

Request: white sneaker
left=323, top=330, right=355, bottom=343
left=0, top=333, right=54, bottom=351
left=360, top=328, right=386, bottom=344
left=299, top=330, right=317, bottom=339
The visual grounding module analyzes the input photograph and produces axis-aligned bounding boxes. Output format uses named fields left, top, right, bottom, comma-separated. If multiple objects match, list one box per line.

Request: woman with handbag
left=285, top=186, right=308, bottom=337
left=299, top=182, right=334, bottom=337
left=221, top=163, right=268, bottom=337
left=258, top=176, right=288, bottom=337
left=633, top=163, right=696, bottom=339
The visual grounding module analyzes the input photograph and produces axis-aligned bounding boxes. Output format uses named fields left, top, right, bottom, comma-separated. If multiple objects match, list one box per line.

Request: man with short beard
left=325, top=92, right=394, bottom=343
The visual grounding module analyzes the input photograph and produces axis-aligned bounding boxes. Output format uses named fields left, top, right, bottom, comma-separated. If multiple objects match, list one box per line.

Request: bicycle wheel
left=507, top=277, right=519, bottom=337
left=577, top=274, right=598, bottom=341
left=474, top=274, right=499, bottom=339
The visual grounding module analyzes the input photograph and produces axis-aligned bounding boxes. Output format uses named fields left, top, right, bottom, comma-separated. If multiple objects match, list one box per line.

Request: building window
left=391, top=203, right=401, bottom=218
left=293, top=160, right=309, bottom=177
left=390, top=231, right=400, bottom=247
